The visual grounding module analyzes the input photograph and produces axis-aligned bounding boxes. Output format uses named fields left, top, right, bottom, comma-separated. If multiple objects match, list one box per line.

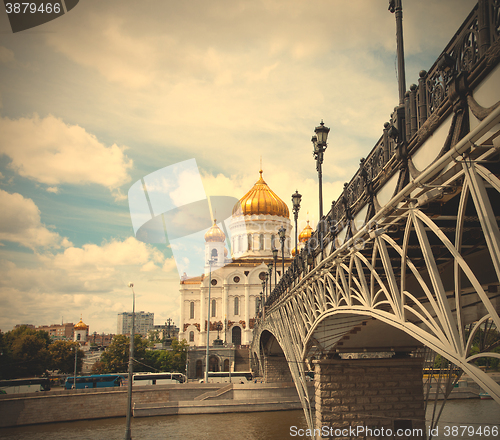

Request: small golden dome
left=299, top=220, right=313, bottom=243
left=74, top=317, right=87, bottom=330
left=232, top=170, right=289, bottom=218
left=204, top=220, right=226, bottom=242
left=291, top=247, right=296, bottom=256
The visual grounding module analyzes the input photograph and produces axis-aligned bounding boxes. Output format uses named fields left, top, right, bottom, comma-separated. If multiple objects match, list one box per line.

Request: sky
left=0, top=0, right=476, bottom=335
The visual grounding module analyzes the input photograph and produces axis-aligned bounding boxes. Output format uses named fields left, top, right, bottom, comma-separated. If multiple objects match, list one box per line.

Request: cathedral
left=179, top=169, right=297, bottom=349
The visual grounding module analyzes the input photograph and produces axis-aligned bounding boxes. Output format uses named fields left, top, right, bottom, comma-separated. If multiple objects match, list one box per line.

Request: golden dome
left=204, top=220, right=226, bottom=242
left=74, top=317, right=87, bottom=330
left=299, top=220, right=313, bottom=243
left=291, top=247, right=296, bottom=256
left=232, top=170, right=289, bottom=218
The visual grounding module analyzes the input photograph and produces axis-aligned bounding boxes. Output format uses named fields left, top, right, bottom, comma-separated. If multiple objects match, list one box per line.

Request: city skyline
left=0, top=0, right=475, bottom=334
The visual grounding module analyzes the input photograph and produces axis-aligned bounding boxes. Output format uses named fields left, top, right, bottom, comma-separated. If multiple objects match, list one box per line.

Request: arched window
left=189, top=302, right=195, bottom=319
left=234, top=297, right=239, bottom=315
left=77, top=333, right=81, bottom=341
left=271, top=234, right=276, bottom=249
left=189, top=331, right=194, bottom=342
left=259, top=234, right=264, bottom=250
left=211, top=299, right=217, bottom=317
left=211, top=248, right=218, bottom=258
left=247, top=234, right=252, bottom=250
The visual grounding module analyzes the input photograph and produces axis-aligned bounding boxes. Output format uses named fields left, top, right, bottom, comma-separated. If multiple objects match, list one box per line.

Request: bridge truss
left=253, top=105, right=500, bottom=433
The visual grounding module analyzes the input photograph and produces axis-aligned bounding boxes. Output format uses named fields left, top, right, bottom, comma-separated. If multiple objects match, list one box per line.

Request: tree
left=97, top=334, right=148, bottom=373
left=170, top=338, right=188, bottom=373
left=49, top=341, right=84, bottom=374
left=11, top=334, right=50, bottom=377
left=0, top=326, right=52, bottom=379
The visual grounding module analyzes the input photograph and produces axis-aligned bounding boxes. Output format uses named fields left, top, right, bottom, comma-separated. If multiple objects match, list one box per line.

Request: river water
left=0, top=400, right=498, bottom=439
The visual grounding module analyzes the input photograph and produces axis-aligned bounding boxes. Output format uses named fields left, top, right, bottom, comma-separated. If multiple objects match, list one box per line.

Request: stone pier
left=313, top=357, right=426, bottom=440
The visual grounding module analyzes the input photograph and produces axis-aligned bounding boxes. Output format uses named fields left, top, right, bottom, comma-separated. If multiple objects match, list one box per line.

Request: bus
left=422, top=368, right=460, bottom=380
left=0, top=378, right=51, bottom=394
left=132, top=372, right=186, bottom=386
left=64, top=374, right=125, bottom=390
left=200, top=371, right=253, bottom=383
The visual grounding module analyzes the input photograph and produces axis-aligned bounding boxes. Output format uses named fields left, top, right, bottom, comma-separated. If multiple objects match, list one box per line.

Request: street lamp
left=312, top=120, right=330, bottom=221
left=278, top=226, right=286, bottom=277
left=73, top=345, right=78, bottom=390
left=125, top=282, right=136, bottom=440
left=272, top=248, right=278, bottom=287
left=291, top=190, right=302, bottom=256
left=204, top=257, right=216, bottom=384
left=267, top=261, right=273, bottom=295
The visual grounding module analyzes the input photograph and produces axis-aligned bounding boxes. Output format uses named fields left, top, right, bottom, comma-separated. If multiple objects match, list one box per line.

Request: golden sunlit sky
left=0, top=0, right=476, bottom=334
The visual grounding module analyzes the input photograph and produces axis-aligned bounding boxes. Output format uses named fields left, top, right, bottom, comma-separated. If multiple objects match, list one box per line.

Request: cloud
left=0, top=46, right=15, bottom=64
left=0, top=189, right=71, bottom=250
left=0, top=237, right=177, bottom=333
left=0, top=114, right=133, bottom=195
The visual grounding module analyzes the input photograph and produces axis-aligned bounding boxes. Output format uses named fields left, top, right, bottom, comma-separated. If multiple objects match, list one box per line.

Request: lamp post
left=184, top=346, right=189, bottom=384
left=261, top=278, right=266, bottom=304
left=125, top=282, right=136, bottom=440
left=267, top=261, right=273, bottom=295
left=312, top=120, right=330, bottom=221
left=272, top=248, right=278, bottom=287
left=204, top=257, right=216, bottom=384
left=291, top=190, right=302, bottom=256
left=278, top=226, right=286, bottom=277
left=389, top=0, right=406, bottom=105
left=73, top=345, right=77, bottom=390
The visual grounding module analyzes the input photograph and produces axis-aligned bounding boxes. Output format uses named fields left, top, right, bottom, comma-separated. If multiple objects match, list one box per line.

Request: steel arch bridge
left=252, top=1, right=500, bottom=432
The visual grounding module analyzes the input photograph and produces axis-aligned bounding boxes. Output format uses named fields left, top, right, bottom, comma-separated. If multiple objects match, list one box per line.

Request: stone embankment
left=0, top=382, right=312, bottom=428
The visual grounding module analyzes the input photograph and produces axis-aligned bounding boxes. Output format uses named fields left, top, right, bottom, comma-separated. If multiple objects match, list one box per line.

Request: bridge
left=251, top=0, right=500, bottom=437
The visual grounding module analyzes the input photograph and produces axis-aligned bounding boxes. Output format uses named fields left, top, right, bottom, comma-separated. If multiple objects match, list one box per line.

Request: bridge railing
left=264, top=0, right=500, bottom=310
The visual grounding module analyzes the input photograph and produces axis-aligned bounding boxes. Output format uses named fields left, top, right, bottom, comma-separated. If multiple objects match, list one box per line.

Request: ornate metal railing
left=265, top=0, right=500, bottom=310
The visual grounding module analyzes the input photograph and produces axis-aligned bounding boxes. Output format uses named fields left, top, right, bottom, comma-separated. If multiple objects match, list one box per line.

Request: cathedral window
left=271, top=234, right=275, bottom=249
left=259, top=234, right=264, bottom=250
left=189, top=331, right=194, bottom=342
left=211, top=248, right=218, bottom=258
left=211, top=299, right=217, bottom=317
left=247, top=234, right=252, bottom=250
left=190, top=302, right=195, bottom=319
left=234, top=297, right=239, bottom=315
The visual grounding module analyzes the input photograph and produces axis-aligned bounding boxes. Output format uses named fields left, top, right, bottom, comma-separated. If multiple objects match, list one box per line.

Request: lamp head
left=278, top=226, right=286, bottom=240
left=291, top=190, right=302, bottom=210
left=314, top=120, right=330, bottom=145
left=128, top=282, right=134, bottom=288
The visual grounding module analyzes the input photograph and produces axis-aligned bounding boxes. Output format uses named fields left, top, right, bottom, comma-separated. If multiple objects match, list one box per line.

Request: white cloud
left=0, top=114, right=133, bottom=194
left=0, top=237, right=178, bottom=334
left=0, top=189, right=71, bottom=250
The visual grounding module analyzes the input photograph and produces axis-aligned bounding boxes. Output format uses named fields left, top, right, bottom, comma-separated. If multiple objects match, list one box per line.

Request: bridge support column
left=313, top=357, right=426, bottom=440
left=264, top=354, right=292, bottom=383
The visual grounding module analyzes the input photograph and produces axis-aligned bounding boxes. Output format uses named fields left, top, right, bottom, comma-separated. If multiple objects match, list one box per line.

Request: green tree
left=170, top=338, right=188, bottom=373
left=0, top=326, right=52, bottom=379
left=49, top=341, right=84, bottom=374
left=11, top=334, right=50, bottom=377
left=98, top=334, right=148, bottom=373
